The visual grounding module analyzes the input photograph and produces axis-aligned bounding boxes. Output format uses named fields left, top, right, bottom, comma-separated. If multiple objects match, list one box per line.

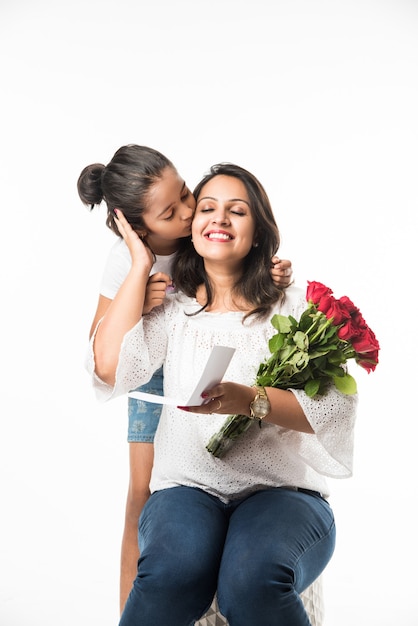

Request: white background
left=1, top=1, right=417, bottom=624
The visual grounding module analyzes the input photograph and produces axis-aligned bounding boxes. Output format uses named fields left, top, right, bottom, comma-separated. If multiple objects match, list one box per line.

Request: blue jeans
left=127, top=367, right=163, bottom=442
left=119, top=486, right=336, bottom=626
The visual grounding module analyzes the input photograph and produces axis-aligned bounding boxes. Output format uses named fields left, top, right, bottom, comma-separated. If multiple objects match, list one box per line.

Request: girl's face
left=192, top=175, right=256, bottom=266
left=142, top=167, right=195, bottom=254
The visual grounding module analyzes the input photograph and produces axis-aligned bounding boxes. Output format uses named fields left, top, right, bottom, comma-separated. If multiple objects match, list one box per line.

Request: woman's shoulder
left=172, top=291, right=200, bottom=312
left=148, top=291, right=199, bottom=319
left=278, top=283, right=307, bottom=316
left=284, top=283, right=305, bottom=299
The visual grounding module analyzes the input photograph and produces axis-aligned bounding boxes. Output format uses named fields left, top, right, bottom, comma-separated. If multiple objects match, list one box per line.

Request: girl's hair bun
left=77, top=163, right=105, bottom=209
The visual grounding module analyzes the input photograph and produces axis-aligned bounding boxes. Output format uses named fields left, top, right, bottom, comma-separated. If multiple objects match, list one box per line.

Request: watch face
left=252, top=396, right=271, bottom=418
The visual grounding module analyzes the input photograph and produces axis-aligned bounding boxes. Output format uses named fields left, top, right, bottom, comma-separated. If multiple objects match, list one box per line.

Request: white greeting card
left=128, top=345, right=235, bottom=406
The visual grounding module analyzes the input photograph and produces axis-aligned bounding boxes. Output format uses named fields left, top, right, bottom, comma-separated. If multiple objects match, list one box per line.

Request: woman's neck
left=196, top=262, right=251, bottom=313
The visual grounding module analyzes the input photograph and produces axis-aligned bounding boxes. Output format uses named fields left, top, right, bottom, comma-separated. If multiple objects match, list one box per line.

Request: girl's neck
left=145, top=235, right=180, bottom=256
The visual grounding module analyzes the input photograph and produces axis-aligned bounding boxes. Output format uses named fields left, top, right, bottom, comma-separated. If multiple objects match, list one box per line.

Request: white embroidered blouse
left=87, top=284, right=357, bottom=502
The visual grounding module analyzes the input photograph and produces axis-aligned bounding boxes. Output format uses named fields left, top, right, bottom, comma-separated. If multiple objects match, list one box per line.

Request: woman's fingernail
left=201, top=392, right=208, bottom=398
left=177, top=406, right=190, bottom=411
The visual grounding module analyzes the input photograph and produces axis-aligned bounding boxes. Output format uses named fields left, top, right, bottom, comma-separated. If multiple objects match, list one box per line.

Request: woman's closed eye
left=199, top=206, right=246, bottom=216
left=230, top=207, right=246, bottom=216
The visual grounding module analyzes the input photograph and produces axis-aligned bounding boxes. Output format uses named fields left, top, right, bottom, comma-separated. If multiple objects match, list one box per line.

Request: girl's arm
left=92, top=210, right=155, bottom=385
left=88, top=259, right=171, bottom=341
left=89, top=294, right=113, bottom=339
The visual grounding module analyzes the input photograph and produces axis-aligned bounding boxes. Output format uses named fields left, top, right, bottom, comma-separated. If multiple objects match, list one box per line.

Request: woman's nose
left=212, top=211, right=229, bottom=224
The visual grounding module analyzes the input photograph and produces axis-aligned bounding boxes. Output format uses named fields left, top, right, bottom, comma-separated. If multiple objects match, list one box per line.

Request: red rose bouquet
left=206, top=281, right=380, bottom=458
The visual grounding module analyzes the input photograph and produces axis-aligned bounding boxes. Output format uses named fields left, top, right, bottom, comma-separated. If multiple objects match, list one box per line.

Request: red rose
left=350, top=309, right=366, bottom=329
left=338, top=295, right=359, bottom=316
left=307, top=279, right=380, bottom=375
left=351, top=327, right=379, bottom=355
left=316, top=294, right=335, bottom=317
left=356, top=348, right=379, bottom=372
left=306, top=281, right=333, bottom=305
left=338, top=318, right=365, bottom=342
left=338, top=320, right=357, bottom=342
left=326, top=298, right=352, bottom=325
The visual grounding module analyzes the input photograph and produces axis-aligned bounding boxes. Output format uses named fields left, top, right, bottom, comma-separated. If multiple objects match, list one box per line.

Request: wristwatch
left=249, top=386, right=271, bottom=421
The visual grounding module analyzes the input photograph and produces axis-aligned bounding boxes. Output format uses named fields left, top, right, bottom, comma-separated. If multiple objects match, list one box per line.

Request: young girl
left=78, top=145, right=293, bottom=616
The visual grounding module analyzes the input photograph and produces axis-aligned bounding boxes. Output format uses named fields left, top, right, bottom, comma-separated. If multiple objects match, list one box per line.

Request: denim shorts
left=127, top=367, right=163, bottom=443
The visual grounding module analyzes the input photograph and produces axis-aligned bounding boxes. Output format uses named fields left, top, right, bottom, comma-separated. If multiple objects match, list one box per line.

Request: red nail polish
left=177, top=406, right=190, bottom=411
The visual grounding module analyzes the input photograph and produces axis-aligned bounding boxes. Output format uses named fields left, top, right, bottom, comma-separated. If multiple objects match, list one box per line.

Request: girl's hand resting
left=271, top=257, right=293, bottom=287
left=143, top=272, right=174, bottom=314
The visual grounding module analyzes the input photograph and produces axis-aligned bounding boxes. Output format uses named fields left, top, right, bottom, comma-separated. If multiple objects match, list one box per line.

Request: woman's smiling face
left=192, top=175, right=256, bottom=264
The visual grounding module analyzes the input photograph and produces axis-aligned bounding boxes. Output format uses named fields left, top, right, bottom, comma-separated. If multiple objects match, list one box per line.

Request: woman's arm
left=182, top=382, right=314, bottom=433
left=183, top=380, right=357, bottom=475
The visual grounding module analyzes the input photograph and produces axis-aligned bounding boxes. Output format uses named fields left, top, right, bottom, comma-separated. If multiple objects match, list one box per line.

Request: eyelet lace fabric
left=88, top=285, right=357, bottom=502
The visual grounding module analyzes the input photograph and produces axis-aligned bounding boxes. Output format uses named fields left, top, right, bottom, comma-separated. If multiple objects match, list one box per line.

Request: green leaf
left=290, top=351, right=310, bottom=370
left=309, top=348, right=335, bottom=359
left=323, top=364, right=346, bottom=377
left=269, top=333, right=285, bottom=353
left=293, top=330, right=308, bottom=350
left=333, top=373, right=357, bottom=395
left=304, top=379, right=321, bottom=397
left=327, top=349, right=346, bottom=364
left=270, top=314, right=292, bottom=333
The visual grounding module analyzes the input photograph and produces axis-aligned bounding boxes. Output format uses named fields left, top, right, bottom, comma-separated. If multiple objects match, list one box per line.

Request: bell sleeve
left=85, top=311, right=168, bottom=403
left=288, top=385, right=358, bottom=478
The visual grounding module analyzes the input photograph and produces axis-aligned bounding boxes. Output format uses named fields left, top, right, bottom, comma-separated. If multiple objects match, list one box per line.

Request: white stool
left=195, top=576, right=324, bottom=626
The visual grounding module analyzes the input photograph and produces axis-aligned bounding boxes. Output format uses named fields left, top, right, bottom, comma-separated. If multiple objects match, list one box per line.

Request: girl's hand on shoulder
left=114, top=209, right=153, bottom=272
left=270, top=257, right=293, bottom=287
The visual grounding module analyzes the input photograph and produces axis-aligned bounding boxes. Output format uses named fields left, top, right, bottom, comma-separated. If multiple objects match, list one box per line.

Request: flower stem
left=206, top=414, right=254, bottom=458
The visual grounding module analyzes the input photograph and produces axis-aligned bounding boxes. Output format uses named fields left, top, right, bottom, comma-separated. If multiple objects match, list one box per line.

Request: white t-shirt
left=87, top=285, right=357, bottom=503
left=99, top=238, right=177, bottom=300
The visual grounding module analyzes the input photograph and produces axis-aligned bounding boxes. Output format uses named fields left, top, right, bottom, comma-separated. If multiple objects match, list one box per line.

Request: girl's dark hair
left=77, top=144, right=174, bottom=236
left=173, top=163, right=284, bottom=320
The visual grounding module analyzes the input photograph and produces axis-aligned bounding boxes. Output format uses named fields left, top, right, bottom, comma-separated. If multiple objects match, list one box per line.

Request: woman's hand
left=178, top=382, right=255, bottom=416
left=178, top=382, right=313, bottom=433
left=114, top=209, right=154, bottom=273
